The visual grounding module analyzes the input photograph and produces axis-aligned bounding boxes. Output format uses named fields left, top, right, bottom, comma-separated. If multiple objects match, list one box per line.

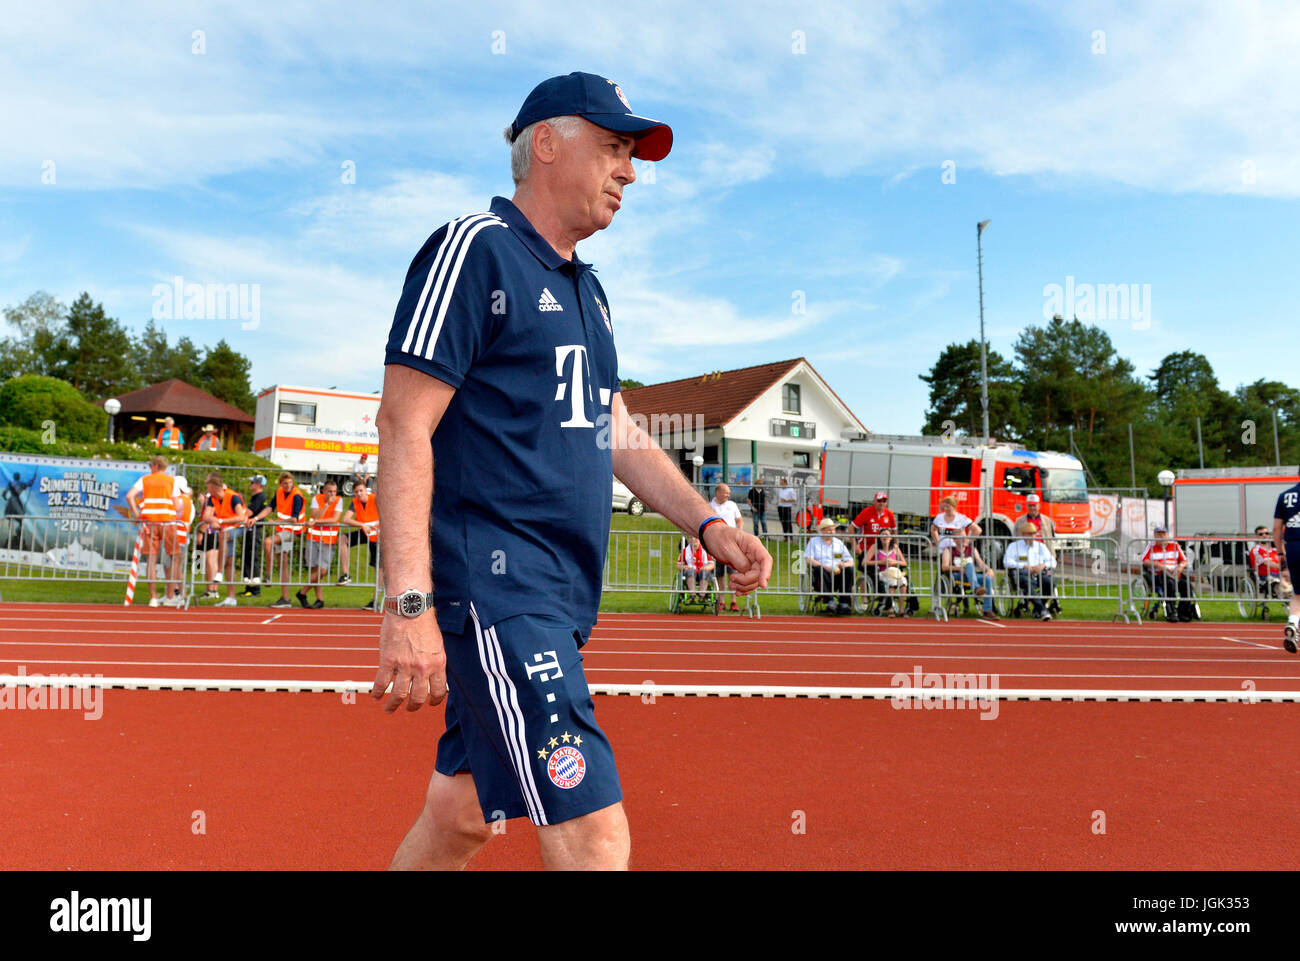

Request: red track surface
left=2, top=603, right=1299, bottom=869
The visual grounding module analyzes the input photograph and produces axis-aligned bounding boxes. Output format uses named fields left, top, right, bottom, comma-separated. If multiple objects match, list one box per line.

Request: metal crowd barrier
left=1120, top=535, right=1294, bottom=625
left=0, top=514, right=381, bottom=609
left=602, top=527, right=1132, bottom=622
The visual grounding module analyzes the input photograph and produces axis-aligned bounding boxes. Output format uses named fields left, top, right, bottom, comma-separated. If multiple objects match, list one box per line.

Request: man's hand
left=372, top=614, right=448, bottom=713
left=703, top=525, right=772, bottom=594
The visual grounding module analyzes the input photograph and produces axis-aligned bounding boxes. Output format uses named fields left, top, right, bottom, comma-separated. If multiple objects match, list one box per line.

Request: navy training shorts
left=434, top=605, right=622, bottom=826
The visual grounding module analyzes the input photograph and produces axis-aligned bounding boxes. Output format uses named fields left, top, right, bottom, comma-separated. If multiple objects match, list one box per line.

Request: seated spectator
left=865, top=533, right=910, bottom=616
left=805, top=517, right=855, bottom=615
left=1250, top=525, right=1283, bottom=597
left=677, top=535, right=717, bottom=601
left=1140, top=524, right=1196, bottom=622
left=931, top=496, right=981, bottom=573
left=954, top=539, right=999, bottom=618
left=1004, top=519, right=1057, bottom=620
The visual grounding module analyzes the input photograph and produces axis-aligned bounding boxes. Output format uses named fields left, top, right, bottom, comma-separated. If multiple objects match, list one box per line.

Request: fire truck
left=1170, top=465, right=1300, bottom=536
left=819, top=434, right=1092, bottom=555
left=253, top=385, right=380, bottom=493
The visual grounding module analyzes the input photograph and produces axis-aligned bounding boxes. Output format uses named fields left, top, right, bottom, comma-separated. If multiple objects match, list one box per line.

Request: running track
left=1, top=603, right=1298, bottom=869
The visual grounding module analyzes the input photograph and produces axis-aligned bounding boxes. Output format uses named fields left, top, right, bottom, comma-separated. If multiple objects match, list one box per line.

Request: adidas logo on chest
left=538, top=288, right=564, bottom=312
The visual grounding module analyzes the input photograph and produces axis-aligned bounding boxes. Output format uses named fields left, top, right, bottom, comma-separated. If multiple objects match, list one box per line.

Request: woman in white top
left=931, top=495, right=982, bottom=574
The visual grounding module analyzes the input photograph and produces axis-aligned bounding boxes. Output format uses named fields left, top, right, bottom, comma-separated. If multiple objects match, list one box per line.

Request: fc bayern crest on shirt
left=594, top=295, right=612, bottom=334
left=613, top=84, right=631, bottom=110
left=545, top=744, right=587, bottom=789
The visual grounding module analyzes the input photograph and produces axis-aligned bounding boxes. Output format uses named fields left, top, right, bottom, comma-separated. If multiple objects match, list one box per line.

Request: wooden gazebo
left=101, top=379, right=255, bottom=451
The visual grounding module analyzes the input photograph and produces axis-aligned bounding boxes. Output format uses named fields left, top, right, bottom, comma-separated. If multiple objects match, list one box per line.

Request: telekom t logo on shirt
left=554, top=345, right=594, bottom=428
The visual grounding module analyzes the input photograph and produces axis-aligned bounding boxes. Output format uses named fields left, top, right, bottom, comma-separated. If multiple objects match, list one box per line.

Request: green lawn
left=0, top=510, right=1286, bottom=625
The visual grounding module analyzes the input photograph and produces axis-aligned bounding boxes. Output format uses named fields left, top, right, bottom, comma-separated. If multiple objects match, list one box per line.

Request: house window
left=782, top=383, right=801, bottom=414
left=278, top=401, right=317, bottom=426
left=792, top=452, right=810, bottom=468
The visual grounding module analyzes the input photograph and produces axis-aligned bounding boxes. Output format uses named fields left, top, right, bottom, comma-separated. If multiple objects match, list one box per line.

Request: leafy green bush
left=0, top=375, right=107, bottom=443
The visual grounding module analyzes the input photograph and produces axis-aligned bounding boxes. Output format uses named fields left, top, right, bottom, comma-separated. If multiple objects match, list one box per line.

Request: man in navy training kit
left=373, top=72, right=773, bottom=870
left=1274, top=479, right=1300, bottom=653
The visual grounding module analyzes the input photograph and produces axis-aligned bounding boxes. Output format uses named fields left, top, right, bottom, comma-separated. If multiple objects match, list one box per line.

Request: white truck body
left=1171, top=466, right=1300, bottom=536
left=253, top=385, right=380, bottom=487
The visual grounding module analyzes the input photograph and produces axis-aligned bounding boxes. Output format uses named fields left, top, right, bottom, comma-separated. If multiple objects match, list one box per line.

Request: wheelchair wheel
left=668, top=586, right=681, bottom=614
left=798, top=570, right=810, bottom=613
left=852, top=576, right=875, bottom=615
left=1130, top=576, right=1156, bottom=619
left=1236, top=575, right=1259, bottom=620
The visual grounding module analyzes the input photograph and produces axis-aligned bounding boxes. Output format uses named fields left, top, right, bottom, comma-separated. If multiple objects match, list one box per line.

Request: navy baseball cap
left=510, top=72, right=672, bottom=161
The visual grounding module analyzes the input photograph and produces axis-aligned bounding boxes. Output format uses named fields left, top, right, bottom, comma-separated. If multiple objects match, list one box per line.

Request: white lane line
left=0, top=658, right=371, bottom=670
left=582, top=666, right=1300, bottom=681
left=1222, top=635, right=1273, bottom=650
left=585, top=649, right=1289, bottom=664
left=0, top=628, right=373, bottom=639
left=262, top=614, right=283, bottom=625
left=975, top=619, right=1007, bottom=628
left=0, top=640, right=373, bottom=653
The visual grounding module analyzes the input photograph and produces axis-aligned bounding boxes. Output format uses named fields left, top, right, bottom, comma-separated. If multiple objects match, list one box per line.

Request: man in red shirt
left=1140, top=525, right=1195, bottom=622
left=852, top=492, right=897, bottom=557
left=1249, top=525, right=1282, bottom=596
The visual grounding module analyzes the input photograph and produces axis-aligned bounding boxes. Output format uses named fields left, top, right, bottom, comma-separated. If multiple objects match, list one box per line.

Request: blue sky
left=3, top=0, right=1298, bottom=433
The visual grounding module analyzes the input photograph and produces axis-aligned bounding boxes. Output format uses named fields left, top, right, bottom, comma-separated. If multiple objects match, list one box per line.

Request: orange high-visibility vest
left=307, top=493, right=343, bottom=543
left=208, top=487, right=242, bottom=526
left=195, top=432, right=220, bottom=450
left=174, top=494, right=195, bottom=545
left=350, top=493, right=379, bottom=542
left=274, top=486, right=307, bottom=534
left=155, top=427, right=183, bottom=449
left=138, top=472, right=178, bottom=522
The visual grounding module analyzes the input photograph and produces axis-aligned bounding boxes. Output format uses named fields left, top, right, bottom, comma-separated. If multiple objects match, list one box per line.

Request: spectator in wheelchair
left=677, top=535, right=717, bottom=602
left=1250, top=525, right=1283, bottom=597
left=1005, top=519, right=1057, bottom=620
left=865, top=532, right=911, bottom=616
left=1140, top=524, right=1197, bottom=622
left=932, top=496, right=980, bottom=574
left=805, top=517, right=855, bottom=615
left=953, top=538, right=999, bottom=618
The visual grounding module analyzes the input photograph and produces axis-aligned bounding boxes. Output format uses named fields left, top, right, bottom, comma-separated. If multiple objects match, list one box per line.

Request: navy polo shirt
left=385, top=196, right=621, bottom=636
left=1275, top=482, right=1300, bottom=541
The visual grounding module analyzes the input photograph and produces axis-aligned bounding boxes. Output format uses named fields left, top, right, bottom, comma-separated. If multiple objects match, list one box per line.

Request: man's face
left=1027, top=501, right=1040, bottom=515
left=250, top=482, right=263, bottom=495
left=548, top=119, right=636, bottom=237
left=280, top=477, right=293, bottom=492
left=715, top=485, right=730, bottom=503
left=1155, top=530, right=1167, bottom=542
left=323, top=484, right=337, bottom=499
left=206, top=482, right=222, bottom=498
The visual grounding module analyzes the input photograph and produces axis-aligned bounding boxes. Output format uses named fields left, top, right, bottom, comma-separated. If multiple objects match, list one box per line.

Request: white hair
left=504, top=115, right=583, bottom=185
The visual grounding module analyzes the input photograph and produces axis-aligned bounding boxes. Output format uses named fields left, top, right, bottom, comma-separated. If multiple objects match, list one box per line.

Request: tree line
left=919, top=315, right=1299, bottom=491
left=0, top=291, right=255, bottom=413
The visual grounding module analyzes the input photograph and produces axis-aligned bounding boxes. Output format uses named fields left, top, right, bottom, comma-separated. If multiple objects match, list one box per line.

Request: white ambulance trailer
left=253, top=385, right=380, bottom=493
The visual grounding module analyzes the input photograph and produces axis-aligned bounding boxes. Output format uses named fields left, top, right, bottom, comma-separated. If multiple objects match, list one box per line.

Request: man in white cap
left=1023, top=493, right=1059, bottom=613
left=804, top=517, right=855, bottom=614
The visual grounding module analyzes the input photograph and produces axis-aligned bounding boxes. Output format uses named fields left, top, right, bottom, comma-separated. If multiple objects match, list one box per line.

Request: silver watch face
left=399, top=592, right=425, bottom=617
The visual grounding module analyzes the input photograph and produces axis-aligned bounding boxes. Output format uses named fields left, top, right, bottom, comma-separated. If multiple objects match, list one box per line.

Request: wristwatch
left=383, top=589, right=437, bottom=618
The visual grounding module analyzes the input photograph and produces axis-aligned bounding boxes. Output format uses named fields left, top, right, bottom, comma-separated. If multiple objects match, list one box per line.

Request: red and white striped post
left=123, top=524, right=146, bottom=606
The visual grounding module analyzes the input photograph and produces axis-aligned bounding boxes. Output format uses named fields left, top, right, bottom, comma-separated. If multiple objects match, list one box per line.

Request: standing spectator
left=777, top=478, right=797, bottom=539
left=352, top=452, right=373, bottom=491
left=1004, top=519, right=1056, bottom=620
left=1140, top=524, right=1195, bottom=622
left=1272, top=479, right=1300, bottom=652
left=852, top=491, right=897, bottom=560
left=154, top=417, right=184, bottom=450
left=299, top=479, right=344, bottom=609
left=804, top=518, right=855, bottom=614
left=676, top=535, right=717, bottom=603
left=265, top=472, right=307, bottom=609
left=708, top=483, right=745, bottom=611
left=124, top=455, right=182, bottom=607
left=194, top=424, right=221, bottom=451
left=931, top=496, right=981, bottom=574
left=198, top=472, right=247, bottom=606
left=239, top=474, right=272, bottom=598
left=166, top=476, right=195, bottom=606
left=746, top=480, right=769, bottom=538
left=342, top=482, right=383, bottom=610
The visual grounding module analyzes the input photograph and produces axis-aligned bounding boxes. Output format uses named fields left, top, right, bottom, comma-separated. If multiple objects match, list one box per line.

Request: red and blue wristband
left=699, top=516, right=725, bottom=541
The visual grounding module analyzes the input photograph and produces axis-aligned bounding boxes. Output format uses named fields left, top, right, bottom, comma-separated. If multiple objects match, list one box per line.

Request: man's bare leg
left=390, top=770, right=492, bottom=870
left=536, top=801, right=629, bottom=870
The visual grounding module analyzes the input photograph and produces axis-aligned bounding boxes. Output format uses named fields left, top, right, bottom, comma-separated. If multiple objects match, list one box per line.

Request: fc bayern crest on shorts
left=545, top=744, right=587, bottom=789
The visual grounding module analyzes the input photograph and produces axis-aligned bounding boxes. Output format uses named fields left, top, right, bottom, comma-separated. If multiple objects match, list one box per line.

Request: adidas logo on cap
left=538, top=288, right=563, bottom=312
